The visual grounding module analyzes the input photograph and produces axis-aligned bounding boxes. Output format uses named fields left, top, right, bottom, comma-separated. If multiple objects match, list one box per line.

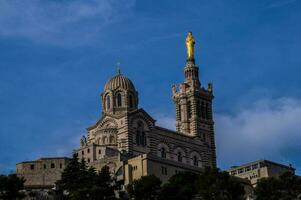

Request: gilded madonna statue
left=186, top=32, right=195, bottom=61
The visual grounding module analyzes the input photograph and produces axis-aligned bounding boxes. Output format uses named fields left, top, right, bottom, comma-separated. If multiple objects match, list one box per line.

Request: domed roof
left=104, top=74, right=136, bottom=91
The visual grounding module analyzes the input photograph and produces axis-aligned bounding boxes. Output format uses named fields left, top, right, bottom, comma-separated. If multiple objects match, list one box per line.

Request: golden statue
left=186, top=32, right=195, bottom=60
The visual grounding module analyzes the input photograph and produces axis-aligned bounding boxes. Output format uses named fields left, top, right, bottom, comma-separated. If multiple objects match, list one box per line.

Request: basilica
left=17, top=32, right=216, bottom=187
left=74, top=32, right=216, bottom=184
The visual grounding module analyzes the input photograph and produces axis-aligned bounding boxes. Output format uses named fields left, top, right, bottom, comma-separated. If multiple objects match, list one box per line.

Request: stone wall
left=16, top=157, right=70, bottom=188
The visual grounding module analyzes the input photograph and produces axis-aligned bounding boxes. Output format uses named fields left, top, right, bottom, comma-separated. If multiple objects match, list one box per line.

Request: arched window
left=193, top=156, right=198, bottom=166
left=187, top=101, right=192, bottom=119
left=106, top=95, right=111, bottom=110
left=109, top=136, right=115, bottom=144
left=117, top=93, right=122, bottom=107
left=136, top=122, right=146, bottom=147
left=102, top=137, right=107, bottom=144
left=136, top=131, right=140, bottom=145
left=161, top=147, right=166, bottom=158
left=129, top=94, right=133, bottom=108
left=177, top=152, right=182, bottom=162
left=196, top=100, right=201, bottom=116
left=141, top=132, right=146, bottom=146
left=201, top=102, right=205, bottom=119
left=206, top=103, right=210, bottom=120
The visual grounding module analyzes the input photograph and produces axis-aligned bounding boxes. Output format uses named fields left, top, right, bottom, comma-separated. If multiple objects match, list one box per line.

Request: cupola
left=101, top=71, right=138, bottom=114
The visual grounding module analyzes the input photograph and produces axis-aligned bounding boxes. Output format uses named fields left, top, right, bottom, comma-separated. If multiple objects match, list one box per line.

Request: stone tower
left=172, top=32, right=215, bottom=157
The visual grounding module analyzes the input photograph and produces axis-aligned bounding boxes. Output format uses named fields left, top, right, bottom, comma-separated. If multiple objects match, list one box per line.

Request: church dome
left=104, top=74, right=136, bottom=92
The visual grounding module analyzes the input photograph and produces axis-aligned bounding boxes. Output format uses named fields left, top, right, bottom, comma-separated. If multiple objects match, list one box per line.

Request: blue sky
left=0, top=0, right=301, bottom=174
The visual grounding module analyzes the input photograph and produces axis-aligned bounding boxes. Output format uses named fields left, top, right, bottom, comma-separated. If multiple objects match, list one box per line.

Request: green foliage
left=127, top=168, right=245, bottom=200
left=255, top=171, right=301, bottom=200
left=198, top=167, right=245, bottom=200
left=127, top=175, right=162, bottom=200
left=0, top=173, right=25, bottom=200
left=159, top=171, right=199, bottom=200
left=57, top=154, right=116, bottom=200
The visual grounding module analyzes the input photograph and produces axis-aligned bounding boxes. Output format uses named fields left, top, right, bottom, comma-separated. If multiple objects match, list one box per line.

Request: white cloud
left=0, top=0, right=135, bottom=46
left=265, top=0, right=297, bottom=8
left=216, top=97, right=301, bottom=169
left=154, top=113, right=176, bottom=131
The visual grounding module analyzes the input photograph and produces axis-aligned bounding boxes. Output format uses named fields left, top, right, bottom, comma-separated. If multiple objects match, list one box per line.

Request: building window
left=177, top=152, right=183, bottom=162
left=117, top=93, right=122, bottom=107
left=141, top=132, right=146, bottom=146
left=103, top=137, right=107, bottom=144
left=82, top=151, right=84, bottom=155
left=187, top=101, right=192, bottom=119
left=136, top=122, right=146, bottom=147
left=252, top=164, right=258, bottom=170
left=201, top=102, right=205, bottom=118
left=30, top=164, right=35, bottom=170
left=60, top=163, right=62, bottom=169
left=193, top=156, right=198, bottom=166
left=44, top=164, right=46, bottom=169
left=129, top=94, right=133, bottom=108
left=161, top=166, right=167, bottom=175
left=51, top=163, right=55, bottom=168
left=106, top=95, right=111, bottom=110
left=245, top=166, right=251, bottom=172
left=206, top=103, right=210, bottom=120
left=87, top=158, right=90, bottom=163
left=136, top=131, right=140, bottom=146
left=110, top=136, right=115, bottom=144
left=87, top=148, right=90, bottom=153
left=238, top=168, right=244, bottom=174
left=196, top=100, right=201, bottom=116
left=161, top=147, right=166, bottom=158
left=99, top=149, right=101, bottom=154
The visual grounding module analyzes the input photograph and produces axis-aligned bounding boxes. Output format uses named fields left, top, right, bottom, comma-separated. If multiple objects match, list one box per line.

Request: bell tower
left=172, top=32, right=215, bottom=151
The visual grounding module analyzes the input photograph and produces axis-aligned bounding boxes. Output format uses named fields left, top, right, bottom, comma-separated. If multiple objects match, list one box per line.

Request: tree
left=159, top=171, right=199, bottom=200
left=0, top=174, right=25, bottom=200
left=127, top=175, right=162, bottom=200
left=255, top=171, right=301, bottom=200
left=87, top=166, right=116, bottom=200
left=57, top=154, right=117, bottom=200
left=198, top=167, right=245, bottom=200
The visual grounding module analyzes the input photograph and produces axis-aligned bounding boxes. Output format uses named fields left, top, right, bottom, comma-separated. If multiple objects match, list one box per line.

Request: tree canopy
left=0, top=173, right=25, bottom=200
left=127, top=175, right=162, bottom=200
left=198, top=167, right=245, bottom=200
left=127, top=168, right=246, bottom=200
left=255, top=171, right=301, bottom=200
left=159, top=171, right=199, bottom=200
left=57, top=154, right=117, bottom=200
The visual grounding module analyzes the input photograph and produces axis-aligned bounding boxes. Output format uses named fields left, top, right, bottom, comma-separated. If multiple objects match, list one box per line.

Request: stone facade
left=16, top=157, right=70, bottom=188
left=228, top=160, right=295, bottom=187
